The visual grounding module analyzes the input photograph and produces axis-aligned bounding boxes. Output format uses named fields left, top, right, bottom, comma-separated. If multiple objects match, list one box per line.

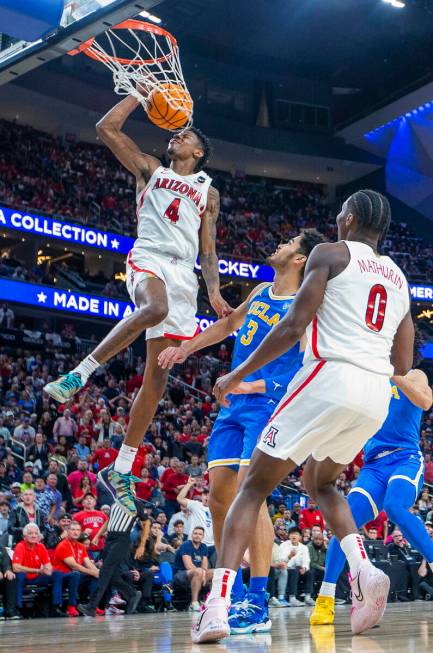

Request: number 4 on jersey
left=164, top=198, right=181, bottom=224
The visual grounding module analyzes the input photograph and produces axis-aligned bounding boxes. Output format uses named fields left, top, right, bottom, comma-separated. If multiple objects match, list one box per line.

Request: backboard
left=0, top=0, right=163, bottom=86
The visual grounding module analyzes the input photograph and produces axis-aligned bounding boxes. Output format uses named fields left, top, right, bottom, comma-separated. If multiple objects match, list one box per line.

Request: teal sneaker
left=44, top=372, right=84, bottom=402
left=229, top=593, right=272, bottom=635
left=98, top=462, right=137, bottom=516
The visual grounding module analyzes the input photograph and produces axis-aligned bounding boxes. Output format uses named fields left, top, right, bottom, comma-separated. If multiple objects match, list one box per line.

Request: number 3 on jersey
left=240, top=319, right=258, bottom=346
left=164, top=198, right=181, bottom=224
left=365, top=284, right=387, bottom=332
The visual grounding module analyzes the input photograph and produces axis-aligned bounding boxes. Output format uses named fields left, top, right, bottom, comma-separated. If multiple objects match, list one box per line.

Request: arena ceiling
left=157, top=0, right=433, bottom=125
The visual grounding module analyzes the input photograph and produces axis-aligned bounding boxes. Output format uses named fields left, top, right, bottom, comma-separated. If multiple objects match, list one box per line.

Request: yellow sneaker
left=309, top=596, right=335, bottom=626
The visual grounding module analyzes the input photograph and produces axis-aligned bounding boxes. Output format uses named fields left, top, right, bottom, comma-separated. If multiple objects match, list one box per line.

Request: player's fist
left=158, top=345, right=188, bottom=369
left=209, top=291, right=233, bottom=319
left=213, top=371, right=242, bottom=407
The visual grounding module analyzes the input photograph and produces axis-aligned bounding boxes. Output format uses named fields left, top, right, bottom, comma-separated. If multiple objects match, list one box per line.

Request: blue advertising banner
left=0, top=279, right=222, bottom=334
left=0, top=279, right=432, bottom=354
left=0, top=205, right=273, bottom=282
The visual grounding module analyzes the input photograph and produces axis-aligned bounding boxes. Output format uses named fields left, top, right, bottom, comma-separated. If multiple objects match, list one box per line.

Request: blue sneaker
left=228, top=593, right=272, bottom=635
left=44, top=372, right=84, bottom=402
left=228, top=596, right=248, bottom=618
left=98, top=462, right=138, bottom=516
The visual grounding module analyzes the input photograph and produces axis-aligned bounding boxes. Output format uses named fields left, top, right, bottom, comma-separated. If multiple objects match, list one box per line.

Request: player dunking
left=44, top=93, right=231, bottom=515
left=192, top=189, right=414, bottom=643
left=311, top=332, right=433, bottom=625
left=159, top=229, right=326, bottom=634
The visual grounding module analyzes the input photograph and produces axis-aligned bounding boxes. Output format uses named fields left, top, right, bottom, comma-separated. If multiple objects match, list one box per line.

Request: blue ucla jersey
left=363, top=383, right=423, bottom=462
left=232, top=283, right=301, bottom=391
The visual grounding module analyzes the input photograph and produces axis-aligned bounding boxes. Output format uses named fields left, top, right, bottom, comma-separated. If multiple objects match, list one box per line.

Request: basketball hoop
left=68, top=19, right=193, bottom=128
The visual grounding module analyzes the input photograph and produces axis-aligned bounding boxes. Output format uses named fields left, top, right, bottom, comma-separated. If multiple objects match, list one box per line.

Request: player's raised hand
left=158, top=345, right=188, bottom=369
left=209, top=291, right=234, bottom=319
left=213, top=370, right=242, bottom=406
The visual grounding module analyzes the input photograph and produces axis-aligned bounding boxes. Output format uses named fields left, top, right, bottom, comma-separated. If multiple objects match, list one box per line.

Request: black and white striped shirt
left=107, top=501, right=148, bottom=534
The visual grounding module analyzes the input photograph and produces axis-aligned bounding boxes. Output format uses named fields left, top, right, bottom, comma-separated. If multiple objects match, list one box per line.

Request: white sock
left=208, top=568, right=237, bottom=607
left=74, top=355, right=100, bottom=381
left=114, top=444, right=138, bottom=473
left=319, top=582, right=336, bottom=599
left=340, top=533, right=369, bottom=576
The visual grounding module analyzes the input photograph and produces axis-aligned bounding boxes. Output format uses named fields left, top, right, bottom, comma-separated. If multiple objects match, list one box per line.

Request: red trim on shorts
left=127, top=252, right=158, bottom=277
left=163, top=325, right=200, bottom=341
left=311, top=315, right=321, bottom=359
left=220, top=570, right=231, bottom=599
left=267, top=359, right=326, bottom=423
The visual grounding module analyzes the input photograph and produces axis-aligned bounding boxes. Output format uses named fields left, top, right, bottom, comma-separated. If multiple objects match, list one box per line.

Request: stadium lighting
left=382, top=0, right=406, bottom=7
left=364, top=100, right=433, bottom=138
left=139, top=10, right=162, bottom=23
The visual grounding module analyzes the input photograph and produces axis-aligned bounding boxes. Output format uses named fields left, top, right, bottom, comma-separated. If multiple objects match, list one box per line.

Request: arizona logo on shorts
left=262, top=426, right=279, bottom=448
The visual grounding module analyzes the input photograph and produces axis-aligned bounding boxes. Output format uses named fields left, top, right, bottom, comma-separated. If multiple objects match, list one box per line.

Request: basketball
left=146, top=83, right=193, bottom=131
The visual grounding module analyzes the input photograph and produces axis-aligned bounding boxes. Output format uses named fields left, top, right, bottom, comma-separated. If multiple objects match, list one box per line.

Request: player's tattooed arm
left=96, top=95, right=160, bottom=190
left=199, top=186, right=233, bottom=318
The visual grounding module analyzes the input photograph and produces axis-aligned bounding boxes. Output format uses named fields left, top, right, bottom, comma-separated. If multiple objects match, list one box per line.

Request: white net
left=80, top=20, right=193, bottom=126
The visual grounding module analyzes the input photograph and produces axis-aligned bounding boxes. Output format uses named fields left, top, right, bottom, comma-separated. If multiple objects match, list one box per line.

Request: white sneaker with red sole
left=191, top=598, right=230, bottom=644
left=349, top=563, right=390, bottom=635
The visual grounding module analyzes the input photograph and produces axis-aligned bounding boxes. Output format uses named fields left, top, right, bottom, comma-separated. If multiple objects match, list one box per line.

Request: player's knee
left=209, top=488, right=228, bottom=521
left=137, top=301, right=168, bottom=328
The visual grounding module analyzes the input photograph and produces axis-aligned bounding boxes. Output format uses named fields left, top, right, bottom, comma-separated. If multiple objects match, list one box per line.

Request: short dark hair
left=297, top=229, right=328, bottom=279
left=174, top=520, right=184, bottom=527
left=83, top=492, right=96, bottom=500
left=288, top=526, right=302, bottom=536
left=346, top=189, right=391, bottom=238
left=187, top=126, right=212, bottom=171
left=202, top=489, right=209, bottom=496
left=192, top=526, right=205, bottom=534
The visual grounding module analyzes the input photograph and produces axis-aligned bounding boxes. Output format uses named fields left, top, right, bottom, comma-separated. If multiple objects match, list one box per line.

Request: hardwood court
left=1, top=603, right=432, bottom=653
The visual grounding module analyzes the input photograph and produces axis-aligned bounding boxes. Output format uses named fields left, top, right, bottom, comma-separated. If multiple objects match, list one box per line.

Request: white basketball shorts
left=126, top=247, right=199, bottom=341
left=257, top=359, right=391, bottom=466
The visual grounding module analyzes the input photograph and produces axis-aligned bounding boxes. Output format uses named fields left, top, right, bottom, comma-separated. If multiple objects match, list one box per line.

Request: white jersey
left=186, top=499, right=214, bottom=547
left=304, top=240, right=410, bottom=376
left=135, top=166, right=212, bottom=269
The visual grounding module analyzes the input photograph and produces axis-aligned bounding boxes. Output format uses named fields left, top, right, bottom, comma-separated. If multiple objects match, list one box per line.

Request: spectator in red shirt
left=299, top=501, right=325, bottom=532
left=364, top=510, right=388, bottom=542
left=162, top=461, right=188, bottom=518
left=91, top=438, right=118, bottom=471
left=71, top=475, right=97, bottom=510
left=67, top=460, right=97, bottom=496
left=159, top=458, right=179, bottom=486
left=52, top=521, right=100, bottom=616
left=424, top=454, right=433, bottom=485
left=13, top=523, right=53, bottom=612
left=135, top=467, right=158, bottom=502
left=74, top=494, right=108, bottom=554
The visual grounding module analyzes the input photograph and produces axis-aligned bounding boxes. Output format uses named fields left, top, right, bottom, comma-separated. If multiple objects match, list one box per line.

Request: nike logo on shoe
left=351, top=572, right=364, bottom=603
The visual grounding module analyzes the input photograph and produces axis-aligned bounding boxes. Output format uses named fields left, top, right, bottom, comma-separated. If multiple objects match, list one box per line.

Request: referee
left=78, top=500, right=150, bottom=616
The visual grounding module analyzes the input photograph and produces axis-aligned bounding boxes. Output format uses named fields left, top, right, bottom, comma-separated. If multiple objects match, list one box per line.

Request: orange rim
left=67, top=19, right=177, bottom=65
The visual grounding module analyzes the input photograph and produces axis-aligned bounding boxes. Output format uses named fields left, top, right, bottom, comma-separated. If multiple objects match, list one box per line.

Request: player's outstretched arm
left=199, top=186, right=233, bottom=318
left=213, top=243, right=335, bottom=405
left=391, top=369, right=433, bottom=410
left=158, top=283, right=269, bottom=369
left=96, top=95, right=160, bottom=188
left=390, top=311, right=414, bottom=377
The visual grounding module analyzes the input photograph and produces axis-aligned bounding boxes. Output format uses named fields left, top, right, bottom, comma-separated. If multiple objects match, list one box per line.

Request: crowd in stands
left=1, top=119, right=433, bottom=283
left=0, top=334, right=431, bottom=618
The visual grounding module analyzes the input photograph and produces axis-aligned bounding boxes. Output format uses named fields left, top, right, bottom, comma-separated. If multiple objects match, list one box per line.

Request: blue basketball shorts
left=349, top=449, right=424, bottom=518
left=207, top=395, right=276, bottom=471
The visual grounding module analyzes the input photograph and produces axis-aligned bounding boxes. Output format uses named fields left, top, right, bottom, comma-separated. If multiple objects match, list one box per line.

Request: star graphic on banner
left=37, top=291, right=47, bottom=304
left=111, top=238, right=119, bottom=250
